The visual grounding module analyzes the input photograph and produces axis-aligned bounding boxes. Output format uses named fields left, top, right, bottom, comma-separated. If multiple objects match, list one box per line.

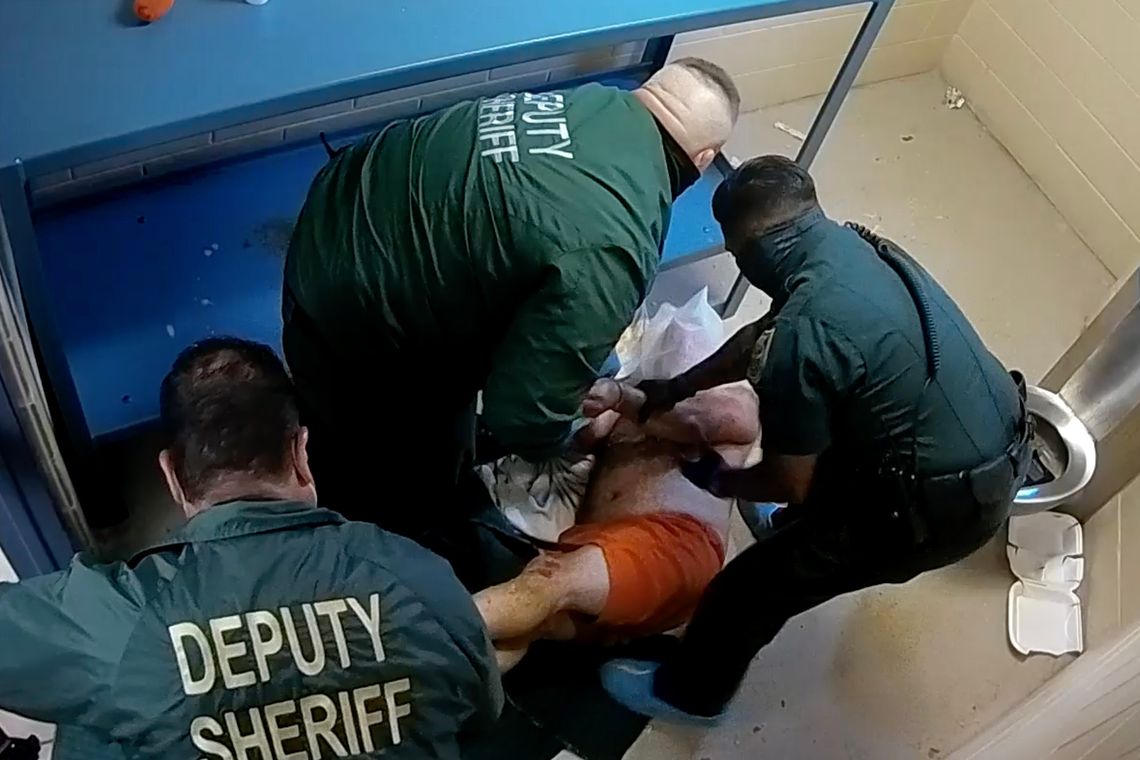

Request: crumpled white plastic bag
left=482, top=288, right=726, bottom=542
left=614, top=287, right=724, bottom=383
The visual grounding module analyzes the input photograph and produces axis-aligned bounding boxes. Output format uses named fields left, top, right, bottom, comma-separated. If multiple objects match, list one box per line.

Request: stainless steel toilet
left=1013, top=385, right=1097, bottom=516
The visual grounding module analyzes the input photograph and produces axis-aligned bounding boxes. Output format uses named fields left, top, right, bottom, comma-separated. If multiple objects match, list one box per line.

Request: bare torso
left=579, top=420, right=753, bottom=536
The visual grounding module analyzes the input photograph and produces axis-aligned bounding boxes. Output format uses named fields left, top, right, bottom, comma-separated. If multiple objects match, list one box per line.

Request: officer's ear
left=291, top=427, right=315, bottom=491
left=158, top=449, right=190, bottom=511
left=692, top=147, right=718, bottom=172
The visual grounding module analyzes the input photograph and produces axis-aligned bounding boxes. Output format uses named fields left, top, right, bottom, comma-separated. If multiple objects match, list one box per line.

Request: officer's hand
left=583, top=378, right=623, bottom=418
left=576, top=410, right=621, bottom=452
left=680, top=452, right=727, bottom=496
left=635, top=378, right=690, bottom=423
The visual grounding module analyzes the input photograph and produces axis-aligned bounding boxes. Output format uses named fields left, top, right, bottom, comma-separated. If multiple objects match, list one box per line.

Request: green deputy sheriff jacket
left=285, top=82, right=698, bottom=459
left=0, top=500, right=502, bottom=759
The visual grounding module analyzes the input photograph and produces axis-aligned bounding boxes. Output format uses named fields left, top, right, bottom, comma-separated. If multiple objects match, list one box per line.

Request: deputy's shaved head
left=636, top=58, right=741, bottom=171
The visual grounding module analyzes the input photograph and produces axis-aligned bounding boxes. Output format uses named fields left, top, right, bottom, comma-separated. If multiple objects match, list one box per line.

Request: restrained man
left=603, top=156, right=1031, bottom=724
left=0, top=338, right=501, bottom=759
left=474, top=378, right=758, bottom=672
left=283, top=59, right=739, bottom=540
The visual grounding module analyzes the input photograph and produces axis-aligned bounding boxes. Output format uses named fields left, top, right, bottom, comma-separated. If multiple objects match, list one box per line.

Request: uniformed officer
left=0, top=338, right=501, bottom=759
left=282, top=59, right=740, bottom=537
left=601, top=155, right=1031, bottom=723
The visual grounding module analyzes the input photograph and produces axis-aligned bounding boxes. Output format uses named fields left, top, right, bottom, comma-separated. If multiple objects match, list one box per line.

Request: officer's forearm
left=715, top=458, right=807, bottom=504
left=674, top=314, right=772, bottom=394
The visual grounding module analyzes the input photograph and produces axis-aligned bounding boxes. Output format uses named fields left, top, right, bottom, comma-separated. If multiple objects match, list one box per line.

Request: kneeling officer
left=0, top=338, right=501, bottom=759
left=603, top=156, right=1031, bottom=723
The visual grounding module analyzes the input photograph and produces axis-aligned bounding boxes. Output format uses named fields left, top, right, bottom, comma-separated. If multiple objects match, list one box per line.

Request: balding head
left=634, top=58, right=741, bottom=171
left=157, top=337, right=316, bottom=515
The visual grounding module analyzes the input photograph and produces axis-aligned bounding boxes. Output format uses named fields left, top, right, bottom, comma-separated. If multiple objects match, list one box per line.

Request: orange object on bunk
left=134, top=0, right=175, bottom=23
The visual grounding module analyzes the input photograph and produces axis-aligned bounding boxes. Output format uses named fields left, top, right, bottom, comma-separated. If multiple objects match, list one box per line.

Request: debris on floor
left=944, top=86, right=966, bottom=110
left=901, top=134, right=915, bottom=142
left=773, top=121, right=807, bottom=142
left=862, top=213, right=882, bottom=235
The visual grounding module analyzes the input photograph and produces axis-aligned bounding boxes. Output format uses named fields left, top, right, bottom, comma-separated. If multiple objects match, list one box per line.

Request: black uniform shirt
left=743, top=209, right=1021, bottom=476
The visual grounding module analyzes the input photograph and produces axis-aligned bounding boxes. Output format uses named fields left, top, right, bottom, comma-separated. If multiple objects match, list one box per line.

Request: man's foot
left=600, top=659, right=723, bottom=727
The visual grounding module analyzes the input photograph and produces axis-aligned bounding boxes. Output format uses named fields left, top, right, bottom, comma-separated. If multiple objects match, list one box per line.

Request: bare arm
left=643, top=386, right=759, bottom=446
left=584, top=379, right=758, bottom=447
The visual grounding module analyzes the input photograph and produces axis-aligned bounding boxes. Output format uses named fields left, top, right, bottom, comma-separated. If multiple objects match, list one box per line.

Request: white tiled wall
left=1080, top=475, right=1140, bottom=653
left=669, top=0, right=972, bottom=110
left=942, top=0, right=1140, bottom=279
left=28, top=43, right=645, bottom=208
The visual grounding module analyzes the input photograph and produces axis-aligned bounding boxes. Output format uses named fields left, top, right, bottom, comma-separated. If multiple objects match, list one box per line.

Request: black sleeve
left=756, top=315, right=864, bottom=456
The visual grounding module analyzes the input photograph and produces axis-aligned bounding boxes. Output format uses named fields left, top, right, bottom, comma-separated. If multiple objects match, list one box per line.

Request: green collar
left=654, top=119, right=701, bottom=200
left=129, top=500, right=344, bottom=563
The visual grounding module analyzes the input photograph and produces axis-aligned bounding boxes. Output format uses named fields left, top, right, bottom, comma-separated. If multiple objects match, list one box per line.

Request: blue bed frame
left=0, top=0, right=894, bottom=571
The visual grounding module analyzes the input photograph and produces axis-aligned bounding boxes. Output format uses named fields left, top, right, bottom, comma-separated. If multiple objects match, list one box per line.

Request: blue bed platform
left=0, top=0, right=894, bottom=572
left=32, top=80, right=729, bottom=440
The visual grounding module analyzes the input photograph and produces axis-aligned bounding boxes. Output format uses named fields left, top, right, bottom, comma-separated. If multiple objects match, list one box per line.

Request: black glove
left=474, top=416, right=509, bottom=466
left=680, top=452, right=727, bottom=496
left=0, top=728, right=41, bottom=760
left=635, top=378, right=692, bottom=423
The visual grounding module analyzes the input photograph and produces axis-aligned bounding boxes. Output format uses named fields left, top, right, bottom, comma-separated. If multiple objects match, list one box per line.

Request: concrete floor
left=623, top=71, right=1114, bottom=760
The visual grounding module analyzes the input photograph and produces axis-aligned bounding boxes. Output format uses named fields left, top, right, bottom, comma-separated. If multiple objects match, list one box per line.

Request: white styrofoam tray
left=1006, top=512, right=1085, bottom=656
left=1008, top=581, right=1083, bottom=656
left=1008, top=512, right=1083, bottom=556
left=1007, top=546, right=1085, bottom=589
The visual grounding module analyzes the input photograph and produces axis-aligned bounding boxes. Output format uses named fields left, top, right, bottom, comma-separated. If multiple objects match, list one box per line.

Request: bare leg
left=491, top=614, right=584, bottom=673
left=475, top=546, right=610, bottom=653
left=493, top=639, right=532, bottom=672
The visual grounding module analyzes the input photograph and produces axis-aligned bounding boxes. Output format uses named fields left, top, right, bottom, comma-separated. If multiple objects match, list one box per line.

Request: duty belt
left=921, top=371, right=1033, bottom=517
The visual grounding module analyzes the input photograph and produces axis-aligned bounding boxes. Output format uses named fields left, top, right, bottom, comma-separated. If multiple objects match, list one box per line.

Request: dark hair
left=673, top=57, right=742, bottom=121
left=159, top=337, right=300, bottom=502
left=712, top=155, right=819, bottom=238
